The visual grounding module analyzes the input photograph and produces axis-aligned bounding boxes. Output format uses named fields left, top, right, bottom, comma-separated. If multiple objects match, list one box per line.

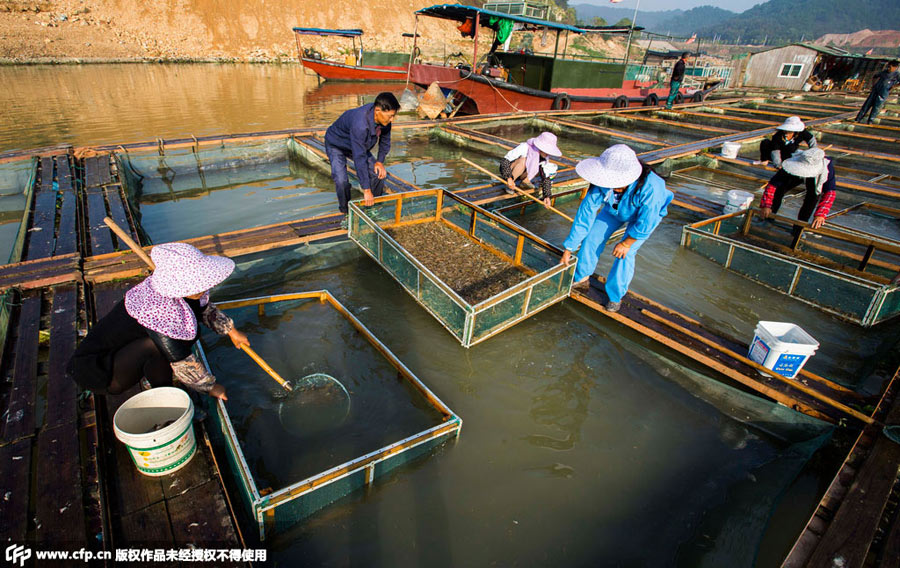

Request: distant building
left=743, top=42, right=893, bottom=91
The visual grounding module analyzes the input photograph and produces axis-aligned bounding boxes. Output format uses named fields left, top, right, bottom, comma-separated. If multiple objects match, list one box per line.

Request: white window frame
left=778, top=63, right=804, bottom=78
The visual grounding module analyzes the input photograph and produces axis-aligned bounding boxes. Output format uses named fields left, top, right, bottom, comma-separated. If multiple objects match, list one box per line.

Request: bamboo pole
left=460, top=158, right=574, bottom=223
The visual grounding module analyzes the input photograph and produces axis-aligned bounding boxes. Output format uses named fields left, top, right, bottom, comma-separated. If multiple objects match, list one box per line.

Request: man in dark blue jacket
left=665, top=52, right=689, bottom=110
left=324, top=92, right=400, bottom=225
left=856, top=60, right=899, bottom=124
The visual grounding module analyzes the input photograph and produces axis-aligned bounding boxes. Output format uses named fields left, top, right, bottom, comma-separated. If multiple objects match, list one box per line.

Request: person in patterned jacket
left=758, top=148, right=836, bottom=236
left=67, top=243, right=248, bottom=401
left=498, top=131, right=562, bottom=207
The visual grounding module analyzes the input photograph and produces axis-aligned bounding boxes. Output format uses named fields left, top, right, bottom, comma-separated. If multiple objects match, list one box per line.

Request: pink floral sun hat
left=147, top=242, right=235, bottom=299
left=124, top=243, right=234, bottom=340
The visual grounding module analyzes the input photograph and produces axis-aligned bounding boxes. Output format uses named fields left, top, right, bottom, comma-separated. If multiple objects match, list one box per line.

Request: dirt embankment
left=0, top=0, right=478, bottom=63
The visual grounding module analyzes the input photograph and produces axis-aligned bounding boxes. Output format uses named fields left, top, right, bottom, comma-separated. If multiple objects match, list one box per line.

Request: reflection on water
left=0, top=64, right=408, bottom=153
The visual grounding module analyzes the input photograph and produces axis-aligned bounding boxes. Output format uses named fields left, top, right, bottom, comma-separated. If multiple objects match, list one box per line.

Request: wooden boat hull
left=409, top=64, right=711, bottom=115
left=301, top=57, right=408, bottom=82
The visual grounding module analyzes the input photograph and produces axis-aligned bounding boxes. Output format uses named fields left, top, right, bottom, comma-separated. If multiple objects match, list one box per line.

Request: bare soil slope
left=0, top=0, right=470, bottom=62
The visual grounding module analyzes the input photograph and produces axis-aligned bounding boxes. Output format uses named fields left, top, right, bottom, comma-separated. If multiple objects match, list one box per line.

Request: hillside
left=0, top=0, right=471, bottom=62
left=653, top=6, right=735, bottom=37
left=573, top=4, right=682, bottom=29
left=696, top=0, right=900, bottom=43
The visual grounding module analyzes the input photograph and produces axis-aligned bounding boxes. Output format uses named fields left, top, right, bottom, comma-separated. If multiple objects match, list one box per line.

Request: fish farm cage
left=201, top=291, right=462, bottom=540
left=348, top=189, right=576, bottom=347
left=681, top=208, right=900, bottom=327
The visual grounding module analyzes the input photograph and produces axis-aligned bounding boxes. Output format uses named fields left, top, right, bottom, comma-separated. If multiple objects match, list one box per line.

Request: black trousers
left=103, top=337, right=173, bottom=395
left=768, top=172, right=819, bottom=237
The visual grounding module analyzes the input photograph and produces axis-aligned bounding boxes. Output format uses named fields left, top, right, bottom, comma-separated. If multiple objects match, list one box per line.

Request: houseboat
left=408, top=4, right=717, bottom=114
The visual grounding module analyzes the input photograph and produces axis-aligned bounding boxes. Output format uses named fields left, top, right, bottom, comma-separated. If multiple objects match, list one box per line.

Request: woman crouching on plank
left=67, top=242, right=248, bottom=401
left=499, top=131, right=562, bottom=206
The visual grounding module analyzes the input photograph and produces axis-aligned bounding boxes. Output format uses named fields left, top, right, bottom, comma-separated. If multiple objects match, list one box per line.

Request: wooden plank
left=0, top=438, right=32, bottom=542
left=40, top=156, right=54, bottom=192
left=55, top=189, right=78, bottom=256
left=98, top=155, right=112, bottom=185
left=44, top=285, right=78, bottom=429
left=35, top=424, right=86, bottom=544
left=806, top=431, right=900, bottom=566
left=84, top=156, right=100, bottom=188
left=56, top=155, right=73, bottom=191
left=3, top=293, right=42, bottom=442
left=168, top=479, right=240, bottom=549
left=27, top=190, right=58, bottom=260
left=86, top=191, right=114, bottom=255
left=104, top=186, right=132, bottom=249
left=161, top=443, right=213, bottom=500
left=117, top=501, right=175, bottom=549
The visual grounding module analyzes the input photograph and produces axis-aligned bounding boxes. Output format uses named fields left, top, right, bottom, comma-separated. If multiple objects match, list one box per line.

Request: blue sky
left=577, top=0, right=765, bottom=12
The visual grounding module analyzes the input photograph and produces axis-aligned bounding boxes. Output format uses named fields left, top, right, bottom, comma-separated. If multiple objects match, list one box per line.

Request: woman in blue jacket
left=560, top=144, right=674, bottom=312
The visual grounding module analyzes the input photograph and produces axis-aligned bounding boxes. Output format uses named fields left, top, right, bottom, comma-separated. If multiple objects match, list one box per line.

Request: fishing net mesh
left=350, top=192, right=574, bottom=346
left=682, top=211, right=895, bottom=323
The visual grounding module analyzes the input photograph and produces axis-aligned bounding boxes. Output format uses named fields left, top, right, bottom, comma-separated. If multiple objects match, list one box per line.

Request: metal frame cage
left=348, top=189, right=576, bottom=347
left=681, top=209, right=900, bottom=327
left=201, top=291, right=462, bottom=540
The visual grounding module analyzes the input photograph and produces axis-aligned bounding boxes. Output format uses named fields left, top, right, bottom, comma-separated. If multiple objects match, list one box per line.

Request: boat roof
left=416, top=4, right=584, bottom=34
left=580, top=25, right=644, bottom=34
left=292, top=28, right=364, bottom=38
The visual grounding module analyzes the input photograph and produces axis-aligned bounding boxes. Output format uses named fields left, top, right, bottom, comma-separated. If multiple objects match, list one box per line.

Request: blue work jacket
left=563, top=170, right=674, bottom=251
left=324, top=102, right=392, bottom=191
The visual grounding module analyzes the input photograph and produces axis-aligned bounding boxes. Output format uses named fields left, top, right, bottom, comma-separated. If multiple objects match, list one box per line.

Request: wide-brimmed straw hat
left=147, top=242, right=235, bottom=298
left=777, top=116, right=805, bottom=132
left=575, top=144, right=642, bottom=189
left=530, top=132, right=562, bottom=157
left=782, top=148, right=826, bottom=178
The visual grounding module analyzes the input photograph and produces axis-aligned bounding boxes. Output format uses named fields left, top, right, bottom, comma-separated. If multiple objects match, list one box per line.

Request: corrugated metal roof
left=415, top=4, right=584, bottom=33
left=750, top=42, right=893, bottom=60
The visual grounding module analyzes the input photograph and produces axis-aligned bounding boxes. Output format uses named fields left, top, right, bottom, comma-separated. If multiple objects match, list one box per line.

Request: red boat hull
left=302, top=58, right=408, bottom=82
left=409, top=64, right=703, bottom=115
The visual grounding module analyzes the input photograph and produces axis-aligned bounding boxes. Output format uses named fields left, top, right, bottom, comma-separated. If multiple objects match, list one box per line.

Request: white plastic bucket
left=721, top=141, right=741, bottom=159
left=113, top=387, right=196, bottom=477
left=723, top=190, right=754, bottom=215
left=748, top=321, right=819, bottom=379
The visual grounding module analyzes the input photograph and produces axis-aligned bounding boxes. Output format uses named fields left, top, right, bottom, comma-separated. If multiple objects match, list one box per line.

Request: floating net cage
left=681, top=209, right=900, bottom=326
left=201, top=291, right=462, bottom=540
left=348, top=189, right=576, bottom=347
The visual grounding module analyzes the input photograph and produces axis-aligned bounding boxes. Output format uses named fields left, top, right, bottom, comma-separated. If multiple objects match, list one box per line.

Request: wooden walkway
left=783, top=367, right=900, bottom=568
left=0, top=150, right=246, bottom=561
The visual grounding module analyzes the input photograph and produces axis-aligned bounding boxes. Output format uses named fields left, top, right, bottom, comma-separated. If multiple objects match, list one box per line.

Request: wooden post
left=790, top=227, right=804, bottom=250
left=405, top=15, right=419, bottom=88
left=435, top=189, right=444, bottom=221
left=472, top=12, right=480, bottom=68
left=740, top=209, right=754, bottom=236
left=514, top=235, right=525, bottom=266
left=859, top=244, right=876, bottom=271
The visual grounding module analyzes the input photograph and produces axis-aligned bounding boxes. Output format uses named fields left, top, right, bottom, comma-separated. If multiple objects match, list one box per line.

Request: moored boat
left=293, top=27, right=410, bottom=82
